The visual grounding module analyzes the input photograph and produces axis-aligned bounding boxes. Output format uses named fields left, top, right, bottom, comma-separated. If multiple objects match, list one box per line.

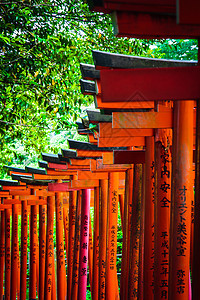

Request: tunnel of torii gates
left=1, top=2, right=200, bottom=300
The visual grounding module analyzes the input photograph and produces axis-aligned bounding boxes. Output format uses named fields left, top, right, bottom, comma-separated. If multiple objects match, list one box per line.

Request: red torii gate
left=80, top=41, right=196, bottom=299
left=88, top=0, right=200, bottom=37
left=1, top=144, right=125, bottom=299
left=0, top=1, right=200, bottom=298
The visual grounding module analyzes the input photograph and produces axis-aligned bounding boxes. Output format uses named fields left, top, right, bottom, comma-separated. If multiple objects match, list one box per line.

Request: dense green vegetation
left=0, top=0, right=198, bottom=177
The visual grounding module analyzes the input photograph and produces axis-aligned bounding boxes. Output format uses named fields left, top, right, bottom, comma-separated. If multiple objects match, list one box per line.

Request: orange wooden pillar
left=55, top=191, right=66, bottom=300
left=128, top=164, right=142, bottom=299
left=51, top=249, right=56, bottom=300
left=143, top=136, right=154, bottom=300
left=10, top=200, right=19, bottom=300
left=63, top=194, right=69, bottom=293
left=36, top=232, right=40, bottom=300
left=44, top=195, right=55, bottom=300
left=88, top=217, right=93, bottom=295
left=118, top=194, right=124, bottom=232
left=67, top=188, right=77, bottom=300
left=29, top=203, right=38, bottom=299
left=120, top=167, right=133, bottom=300
left=39, top=203, right=46, bottom=300
left=169, top=101, right=194, bottom=299
left=5, top=208, right=11, bottom=300
left=154, top=139, right=171, bottom=300
left=192, top=67, right=200, bottom=298
left=78, top=189, right=91, bottom=300
left=20, top=200, right=28, bottom=300
left=99, top=179, right=108, bottom=300
left=92, top=186, right=100, bottom=300
left=71, top=190, right=81, bottom=300
left=63, top=202, right=69, bottom=264
left=106, top=172, right=119, bottom=300
left=138, top=166, right=145, bottom=300
left=17, top=240, right=20, bottom=300
left=190, top=169, right=195, bottom=274
left=0, top=210, right=5, bottom=300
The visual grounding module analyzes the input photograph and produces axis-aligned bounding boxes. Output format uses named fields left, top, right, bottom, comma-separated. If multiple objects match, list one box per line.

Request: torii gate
left=80, top=42, right=196, bottom=300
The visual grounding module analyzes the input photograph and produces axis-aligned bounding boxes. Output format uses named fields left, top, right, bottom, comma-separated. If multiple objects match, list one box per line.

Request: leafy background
left=0, top=0, right=198, bottom=177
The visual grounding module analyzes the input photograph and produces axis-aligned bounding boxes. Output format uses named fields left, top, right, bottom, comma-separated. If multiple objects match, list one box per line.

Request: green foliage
left=0, top=1, right=198, bottom=177
left=86, top=290, right=92, bottom=300
left=147, top=39, right=198, bottom=60
left=0, top=0, right=150, bottom=176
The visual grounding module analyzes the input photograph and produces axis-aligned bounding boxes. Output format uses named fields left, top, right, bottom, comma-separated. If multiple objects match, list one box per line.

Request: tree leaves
left=0, top=1, right=197, bottom=177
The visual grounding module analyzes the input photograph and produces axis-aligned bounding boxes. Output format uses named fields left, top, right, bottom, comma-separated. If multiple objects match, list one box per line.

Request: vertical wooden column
left=39, top=203, right=46, bottom=300
left=10, top=200, right=19, bottom=300
left=71, top=190, right=81, bottom=300
left=120, top=167, right=134, bottom=300
left=106, top=172, right=119, bottom=300
left=143, top=136, right=155, bottom=300
left=36, top=229, right=39, bottom=300
left=119, top=194, right=124, bottom=232
left=169, top=101, right=194, bottom=299
left=99, top=179, right=108, bottom=300
left=29, top=203, right=38, bottom=299
left=67, top=184, right=77, bottom=300
left=88, top=217, right=93, bottom=295
left=51, top=249, right=56, bottom=300
left=5, top=208, right=11, bottom=300
left=154, top=140, right=171, bottom=300
left=128, top=164, right=142, bottom=299
left=92, top=186, right=100, bottom=300
left=17, top=234, right=20, bottom=300
left=63, top=202, right=69, bottom=264
left=190, top=169, right=195, bottom=274
left=138, top=166, right=145, bottom=300
left=20, top=200, right=28, bottom=300
left=192, top=46, right=200, bottom=299
left=63, top=195, right=69, bottom=293
left=55, top=190, right=66, bottom=300
left=44, top=196, right=55, bottom=300
left=78, top=189, right=91, bottom=300
left=0, top=210, right=5, bottom=300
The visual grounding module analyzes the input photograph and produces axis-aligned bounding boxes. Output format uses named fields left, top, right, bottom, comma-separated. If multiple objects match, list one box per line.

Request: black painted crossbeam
left=92, top=49, right=197, bottom=69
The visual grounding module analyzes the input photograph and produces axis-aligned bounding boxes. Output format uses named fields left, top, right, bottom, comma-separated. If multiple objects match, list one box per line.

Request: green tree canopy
left=0, top=0, right=198, bottom=177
